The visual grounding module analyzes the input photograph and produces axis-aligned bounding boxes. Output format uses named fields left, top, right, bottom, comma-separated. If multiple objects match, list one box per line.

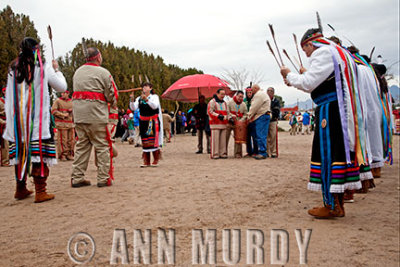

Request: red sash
left=72, top=91, right=106, bottom=102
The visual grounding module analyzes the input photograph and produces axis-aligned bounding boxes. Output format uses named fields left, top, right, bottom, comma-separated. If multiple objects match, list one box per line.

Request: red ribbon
left=105, top=126, right=114, bottom=186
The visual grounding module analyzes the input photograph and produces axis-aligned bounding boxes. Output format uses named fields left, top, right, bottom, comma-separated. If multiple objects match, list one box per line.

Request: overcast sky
left=1, top=0, right=399, bottom=105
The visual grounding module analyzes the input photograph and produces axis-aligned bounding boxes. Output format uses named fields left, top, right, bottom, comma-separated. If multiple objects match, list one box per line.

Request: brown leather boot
left=308, top=206, right=334, bottom=218
left=335, top=193, right=345, bottom=217
left=33, top=177, right=55, bottom=203
left=371, top=167, right=381, bottom=178
left=151, top=150, right=160, bottom=167
left=140, top=152, right=151, bottom=167
left=369, top=179, right=376, bottom=189
left=308, top=194, right=343, bottom=219
left=14, top=180, right=33, bottom=200
left=355, top=180, right=369, bottom=194
left=344, top=190, right=354, bottom=203
left=31, top=164, right=55, bottom=203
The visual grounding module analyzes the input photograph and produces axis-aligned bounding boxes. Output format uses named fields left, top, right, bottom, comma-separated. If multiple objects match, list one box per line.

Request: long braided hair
left=11, top=37, right=39, bottom=84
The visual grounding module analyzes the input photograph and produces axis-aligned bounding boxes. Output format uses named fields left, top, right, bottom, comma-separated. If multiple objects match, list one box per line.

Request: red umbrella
left=161, top=74, right=233, bottom=103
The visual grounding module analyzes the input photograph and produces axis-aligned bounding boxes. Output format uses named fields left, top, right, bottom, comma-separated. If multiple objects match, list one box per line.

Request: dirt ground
left=0, top=131, right=399, bottom=267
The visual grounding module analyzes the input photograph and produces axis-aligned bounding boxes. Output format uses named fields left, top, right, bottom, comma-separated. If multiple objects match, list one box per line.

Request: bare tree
left=221, top=67, right=265, bottom=92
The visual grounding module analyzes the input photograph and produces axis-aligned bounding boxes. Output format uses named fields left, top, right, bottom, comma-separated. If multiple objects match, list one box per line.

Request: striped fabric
left=309, top=161, right=360, bottom=192
left=9, top=139, right=57, bottom=161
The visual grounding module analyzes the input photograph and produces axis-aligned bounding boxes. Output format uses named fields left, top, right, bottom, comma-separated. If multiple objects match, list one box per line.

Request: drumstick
left=293, top=56, right=301, bottom=69
left=282, top=49, right=299, bottom=73
left=47, top=25, right=55, bottom=60
left=268, top=24, right=284, bottom=66
left=293, top=33, right=303, bottom=66
left=118, top=87, right=142, bottom=93
left=266, top=40, right=281, bottom=68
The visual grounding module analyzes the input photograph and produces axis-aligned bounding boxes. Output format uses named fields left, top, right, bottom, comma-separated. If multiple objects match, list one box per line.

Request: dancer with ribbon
left=70, top=45, right=118, bottom=187
left=3, top=37, right=67, bottom=202
left=130, top=82, right=163, bottom=167
left=279, top=23, right=363, bottom=218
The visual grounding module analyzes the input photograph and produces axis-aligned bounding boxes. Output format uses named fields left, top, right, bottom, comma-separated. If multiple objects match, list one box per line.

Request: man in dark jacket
left=193, top=95, right=210, bottom=154
left=267, top=87, right=280, bottom=158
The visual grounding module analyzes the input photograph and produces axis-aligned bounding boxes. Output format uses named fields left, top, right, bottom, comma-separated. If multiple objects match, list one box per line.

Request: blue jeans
left=246, top=121, right=258, bottom=155
left=254, top=114, right=270, bottom=157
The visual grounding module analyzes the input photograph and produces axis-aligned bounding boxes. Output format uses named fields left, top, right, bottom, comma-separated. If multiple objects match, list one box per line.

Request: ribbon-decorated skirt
left=139, top=114, right=160, bottom=152
left=308, top=100, right=361, bottom=205
left=9, top=138, right=57, bottom=166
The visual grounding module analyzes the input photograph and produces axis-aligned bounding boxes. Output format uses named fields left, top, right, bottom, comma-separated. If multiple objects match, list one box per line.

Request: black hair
left=236, top=91, right=244, bottom=95
left=141, top=82, right=154, bottom=94
left=328, top=36, right=342, bottom=46
left=347, top=46, right=359, bottom=54
left=141, top=82, right=153, bottom=88
left=11, top=37, right=39, bottom=84
left=216, top=88, right=225, bottom=94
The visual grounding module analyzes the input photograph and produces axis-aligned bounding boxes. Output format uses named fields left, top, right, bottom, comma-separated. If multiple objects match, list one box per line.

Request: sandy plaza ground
left=0, top=129, right=399, bottom=266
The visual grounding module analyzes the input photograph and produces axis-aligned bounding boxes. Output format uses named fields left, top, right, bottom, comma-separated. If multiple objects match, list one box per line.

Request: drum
left=234, top=120, right=247, bottom=144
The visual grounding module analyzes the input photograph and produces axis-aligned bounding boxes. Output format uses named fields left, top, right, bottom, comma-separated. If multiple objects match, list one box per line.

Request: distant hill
left=286, top=98, right=314, bottom=110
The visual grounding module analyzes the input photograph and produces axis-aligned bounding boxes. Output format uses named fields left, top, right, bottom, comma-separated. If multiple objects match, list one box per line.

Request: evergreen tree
left=0, top=5, right=40, bottom=87
left=58, top=38, right=203, bottom=112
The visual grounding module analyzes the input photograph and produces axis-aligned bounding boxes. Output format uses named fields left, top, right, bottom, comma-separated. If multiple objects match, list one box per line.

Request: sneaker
left=254, top=154, right=267, bottom=160
left=195, top=150, right=203, bottom=154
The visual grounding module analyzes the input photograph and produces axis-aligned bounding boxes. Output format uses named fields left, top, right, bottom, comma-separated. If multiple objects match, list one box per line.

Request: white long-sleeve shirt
left=286, top=46, right=334, bottom=93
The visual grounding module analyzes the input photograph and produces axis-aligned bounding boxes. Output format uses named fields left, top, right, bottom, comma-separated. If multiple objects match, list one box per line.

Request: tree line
left=1, top=5, right=284, bottom=112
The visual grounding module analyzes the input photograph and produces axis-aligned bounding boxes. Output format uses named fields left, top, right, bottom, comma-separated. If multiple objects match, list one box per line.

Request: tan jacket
left=227, top=99, right=248, bottom=123
left=72, top=64, right=117, bottom=124
left=207, top=97, right=229, bottom=130
left=109, top=105, right=118, bottom=126
left=162, top=113, right=174, bottom=130
left=51, top=97, right=73, bottom=129
left=0, top=98, right=5, bottom=126
left=247, top=90, right=271, bottom=122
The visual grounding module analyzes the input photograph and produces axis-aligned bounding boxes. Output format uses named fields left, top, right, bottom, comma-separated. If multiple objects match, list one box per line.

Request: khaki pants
left=297, top=122, right=303, bottom=134
left=1, top=136, right=9, bottom=166
left=134, top=126, right=141, bottom=145
left=57, top=128, right=75, bottom=158
left=211, top=128, right=227, bottom=159
left=108, top=124, right=117, bottom=140
left=226, top=126, right=242, bottom=157
left=197, top=129, right=210, bottom=153
left=302, top=124, right=310, bottom=135
left=164, top=128, right=171, bottom=143
left=290, top=124, right=297, bottom=135
left=71, top=123, right=110, bottom=184
left=267, top=121, right=278, bottom=157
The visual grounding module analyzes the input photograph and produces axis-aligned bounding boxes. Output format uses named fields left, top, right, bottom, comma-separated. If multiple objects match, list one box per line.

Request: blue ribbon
left=319, top=102, right=334, bottom=208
